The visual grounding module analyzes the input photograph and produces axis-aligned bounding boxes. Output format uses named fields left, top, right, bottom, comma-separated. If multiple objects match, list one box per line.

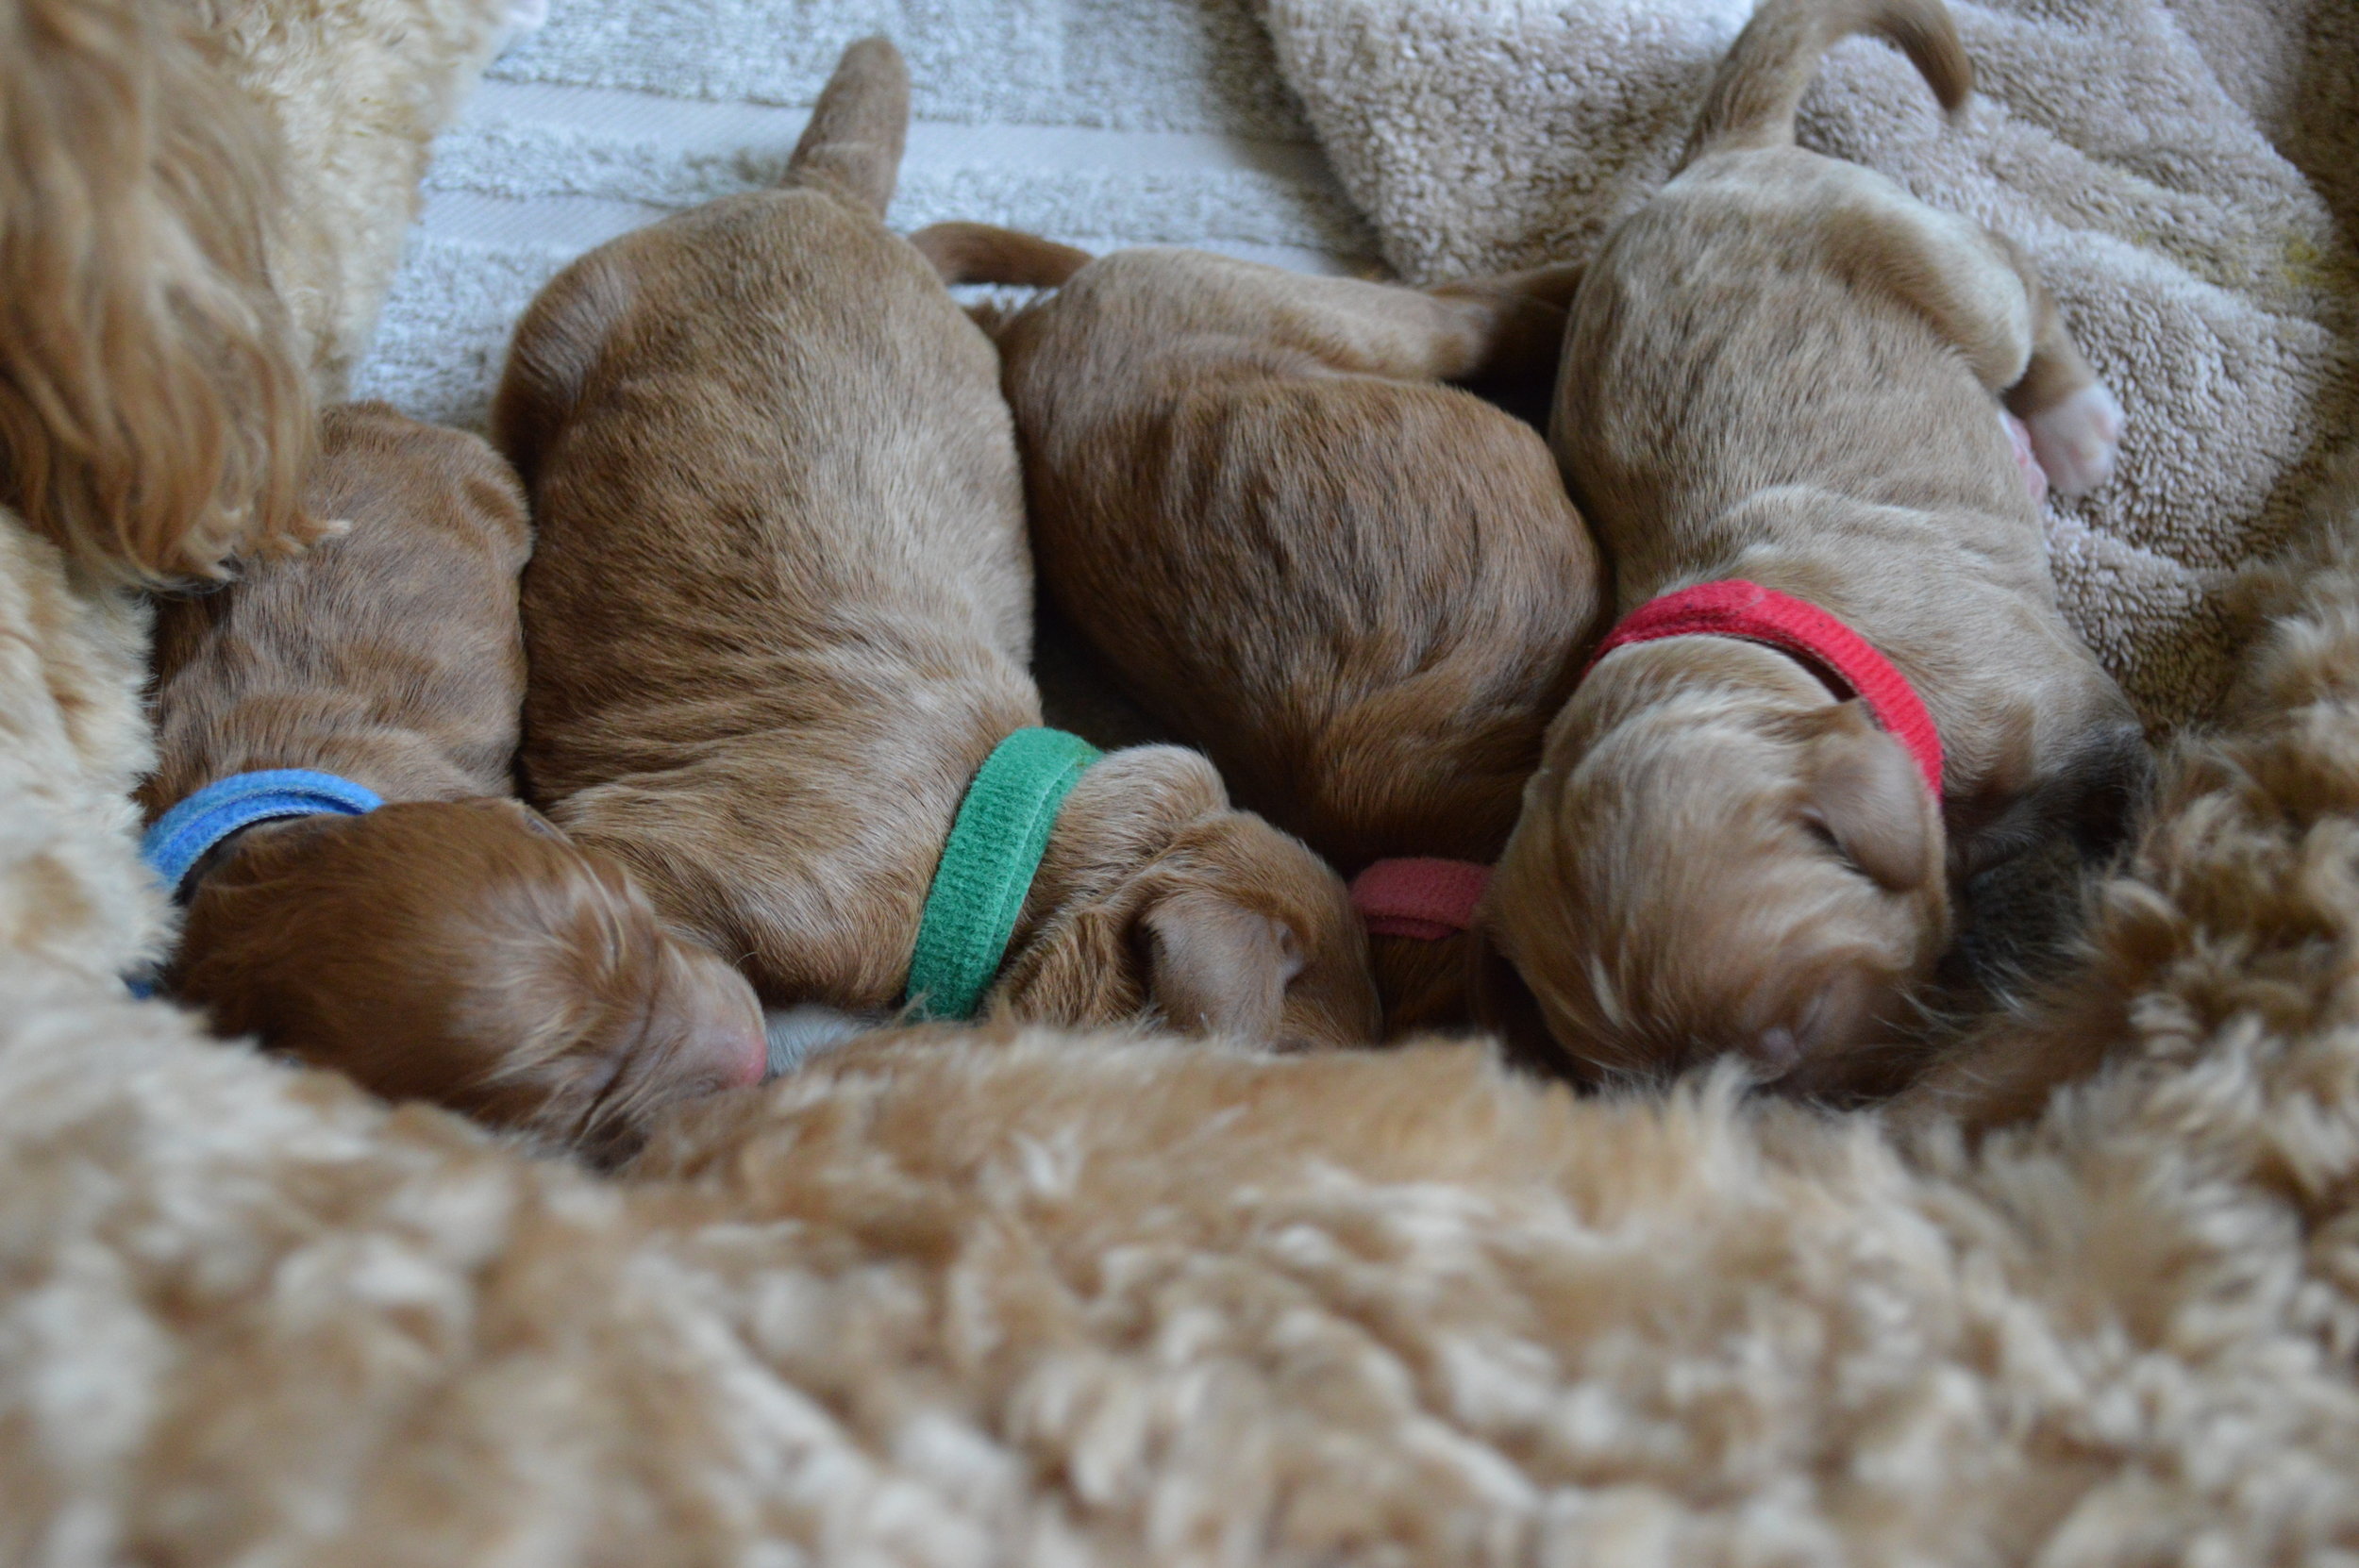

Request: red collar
left=1583, top=579, right=1945, bottom=800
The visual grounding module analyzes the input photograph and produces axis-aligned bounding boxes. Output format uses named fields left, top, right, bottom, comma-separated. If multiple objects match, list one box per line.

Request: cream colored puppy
left=1484, top=0, right=2147, bottom=1095
left=496, top=40, right=1378, bottom=1050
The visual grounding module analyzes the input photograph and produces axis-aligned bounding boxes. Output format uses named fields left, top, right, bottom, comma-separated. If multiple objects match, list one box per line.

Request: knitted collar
left=142, top=768, right=385, bottom=902
left=905, top=726, right=1103, bottom=1021
left=1583, top=578, right=1945, bottom=800
left=1350, top=858, right=1491, bottom=942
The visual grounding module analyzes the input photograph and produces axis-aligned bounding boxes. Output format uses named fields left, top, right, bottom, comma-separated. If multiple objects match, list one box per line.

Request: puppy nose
left=721, top=1018, right=770, bottom=1089
left=1743, top=1026, right=1802, bottom=1080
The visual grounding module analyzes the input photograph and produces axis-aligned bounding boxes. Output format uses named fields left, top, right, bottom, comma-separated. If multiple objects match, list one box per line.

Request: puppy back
left=1681, top=0, right=1969, bottom=164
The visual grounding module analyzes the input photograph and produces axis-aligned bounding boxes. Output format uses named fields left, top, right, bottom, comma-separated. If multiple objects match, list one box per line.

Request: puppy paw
left=1999, top=409, right=2046, bottom=507
left=2026, top=382, right=2124, bottom=498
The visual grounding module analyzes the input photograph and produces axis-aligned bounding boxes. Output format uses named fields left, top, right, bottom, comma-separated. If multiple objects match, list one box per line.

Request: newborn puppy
left=917, top=227, right=1603, bottom=1036
left=496, top=41, right=1377, bottom=1047
left=1484, top=0, right=2148, bottom=1095
left=146, top=402, right=767, bottom=1160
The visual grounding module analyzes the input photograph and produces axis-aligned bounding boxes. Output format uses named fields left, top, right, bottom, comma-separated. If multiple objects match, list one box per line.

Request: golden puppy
left=496, top=41, right=1378, bottom=1048
left=1484, top=0, right=2148, bottom=1094
left=146, top=403, right=767, bottom=1161
left=916, top=227, right=1603, bottom=1036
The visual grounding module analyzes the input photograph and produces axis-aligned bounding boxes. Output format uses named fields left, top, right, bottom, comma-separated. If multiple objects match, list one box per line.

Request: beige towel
left=1260, top=0, right=2359, bottom=726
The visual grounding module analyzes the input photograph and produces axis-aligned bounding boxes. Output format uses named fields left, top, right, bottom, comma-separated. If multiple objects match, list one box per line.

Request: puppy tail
left=784, top=36, right=910, bottom=215
left=909, top=223, right=1095, bottom=288
left=1681, top=0, right=1971, bottom=163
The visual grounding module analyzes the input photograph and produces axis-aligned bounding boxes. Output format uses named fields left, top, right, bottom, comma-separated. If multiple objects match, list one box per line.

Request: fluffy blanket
left=1261, top=0, right=2359, bottom=726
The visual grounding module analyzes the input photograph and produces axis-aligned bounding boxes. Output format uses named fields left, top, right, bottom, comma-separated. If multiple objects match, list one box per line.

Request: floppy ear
left=1800, top=702, right=1937, bottom=892
left=1140, top=890, right=1304, bottom=1042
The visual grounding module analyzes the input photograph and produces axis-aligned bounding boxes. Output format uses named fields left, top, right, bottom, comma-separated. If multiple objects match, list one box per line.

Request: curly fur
left=0, top=0, right=317, bottom=584
left=202, top=0, right=515, bottom=399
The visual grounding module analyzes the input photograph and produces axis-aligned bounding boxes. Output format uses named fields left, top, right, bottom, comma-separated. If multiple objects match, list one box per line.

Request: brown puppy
left=1484, top=0, right=2148, bottom=1095
left=916, top=227, right=1603, bottom=1036
left=146, top=403, right=767, bottom=1161
left=496, top=41, right=1378, bottom=1048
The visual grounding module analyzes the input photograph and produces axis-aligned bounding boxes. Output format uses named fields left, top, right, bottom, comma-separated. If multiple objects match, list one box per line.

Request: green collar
left=905, top=726, right=1103, bottom=1021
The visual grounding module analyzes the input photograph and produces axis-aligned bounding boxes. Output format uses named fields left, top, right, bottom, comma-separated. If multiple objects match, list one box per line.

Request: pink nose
left=721, top=1017, right=769, bottom=1088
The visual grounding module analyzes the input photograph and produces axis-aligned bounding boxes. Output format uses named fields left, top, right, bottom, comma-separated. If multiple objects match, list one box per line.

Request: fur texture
left=499, top=41, right=1378, bottom=1048
left=1482, top=0, right=2149, bottom=1095
left=203, top=0, right=517, bottom=398
left=924, top=232, right=1602, bottom=1036
left=146, top=403, right=765, bottom=1160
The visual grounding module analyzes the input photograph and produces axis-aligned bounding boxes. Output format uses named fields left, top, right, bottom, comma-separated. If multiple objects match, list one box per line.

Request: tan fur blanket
left=1260, top=0, right=2359, bottom=726
left=10, top=451, right=2359, bottom=1558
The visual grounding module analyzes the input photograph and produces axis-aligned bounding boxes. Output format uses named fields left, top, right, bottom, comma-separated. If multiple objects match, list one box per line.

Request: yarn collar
left=1350, top=858, right=1491, bottom=941
left=905, top=726, right=1102, bottom=1021
left=1583, top=579, right=1945, bottom=800
left=142, top=768, right=383, bottom=902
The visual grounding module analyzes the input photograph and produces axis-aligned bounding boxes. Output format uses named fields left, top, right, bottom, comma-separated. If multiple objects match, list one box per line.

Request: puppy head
left=174, top=798, right=766, bottom=1162
left=1481, top=646, right=1949, bottom=1093
left=0, top=0, right=316, bottom=580
left=996, top=745, right=1380, bottom=1048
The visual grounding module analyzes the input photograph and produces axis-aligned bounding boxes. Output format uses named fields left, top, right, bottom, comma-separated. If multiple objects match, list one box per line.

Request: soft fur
left=919, top=230, right=1602, bottom=1037
left=1481, top=0, right=2148, bottom=1094
left=203, top=0, right=518, bottom=398
left=496, top=40, right=1378, bottom=1048
left=146, top=402, right=766, bottom=1160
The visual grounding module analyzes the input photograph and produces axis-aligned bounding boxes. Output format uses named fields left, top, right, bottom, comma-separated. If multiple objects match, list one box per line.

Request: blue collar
left=142, top=768, right=384, bottom=903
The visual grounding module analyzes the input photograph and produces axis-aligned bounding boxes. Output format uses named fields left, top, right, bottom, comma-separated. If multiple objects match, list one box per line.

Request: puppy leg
left=1987, top=231, right=2123, bottom=496
left=1427, top=261, right=1585, bottom=390
left=1138, top=253, right=1576, bottom=388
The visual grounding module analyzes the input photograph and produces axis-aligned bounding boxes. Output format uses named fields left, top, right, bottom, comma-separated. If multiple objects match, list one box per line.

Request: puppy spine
left=1681, top=0, right=1970, bottom=163
left=784, top=37, right=911, bottom=216
left=909, top=223, right=1094, bottom=289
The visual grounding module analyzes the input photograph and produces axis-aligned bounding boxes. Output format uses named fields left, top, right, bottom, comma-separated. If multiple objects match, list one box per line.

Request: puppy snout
left=661, top=943, right=769, bottom=1091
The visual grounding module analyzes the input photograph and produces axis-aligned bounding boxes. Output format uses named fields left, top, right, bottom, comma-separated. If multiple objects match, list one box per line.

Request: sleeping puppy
left=1481, top=0, right=2148, bottom=1095
left=914, top=227, right=1603, bottom=1036
left=495, top=41, right=1377, bottom=1048
left=146, top=402, right=768, bottom=1161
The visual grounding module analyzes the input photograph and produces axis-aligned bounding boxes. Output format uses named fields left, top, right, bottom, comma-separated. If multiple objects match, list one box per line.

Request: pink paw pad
left=2025, top=382, right=2125, bottom=498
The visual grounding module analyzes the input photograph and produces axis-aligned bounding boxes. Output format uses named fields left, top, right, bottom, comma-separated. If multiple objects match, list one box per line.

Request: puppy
left=1483, top=0, right=2148, bottom=1095
left=146, top=403, right=767, bottom=1161
left=915, top=227, right=1604, bottom=1036
left=495, top=41, right=1378, bottom=1047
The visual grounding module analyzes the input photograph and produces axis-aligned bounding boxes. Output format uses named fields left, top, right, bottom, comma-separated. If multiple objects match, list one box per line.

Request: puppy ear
left=1800, top=703, right=1937, bottom=892
left=1140, top=890, right=1304, bottom=1042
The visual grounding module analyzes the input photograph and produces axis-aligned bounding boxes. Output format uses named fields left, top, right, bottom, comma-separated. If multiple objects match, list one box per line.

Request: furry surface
left=206, top=0, right=518, bottom=397
left=1260, top=0, right=2359, bottom=727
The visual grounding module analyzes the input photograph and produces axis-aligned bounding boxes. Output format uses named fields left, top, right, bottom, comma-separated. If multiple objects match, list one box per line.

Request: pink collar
left=1351, top=858, right=1490, bottom=941
left=1583, top=579, right=1945, bottom=800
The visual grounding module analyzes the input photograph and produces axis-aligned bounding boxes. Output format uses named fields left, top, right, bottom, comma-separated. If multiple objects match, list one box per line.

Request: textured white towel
left=350, top=0, right=1374, bottom=432
left=1261, top=0, right=2359, bottom=724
